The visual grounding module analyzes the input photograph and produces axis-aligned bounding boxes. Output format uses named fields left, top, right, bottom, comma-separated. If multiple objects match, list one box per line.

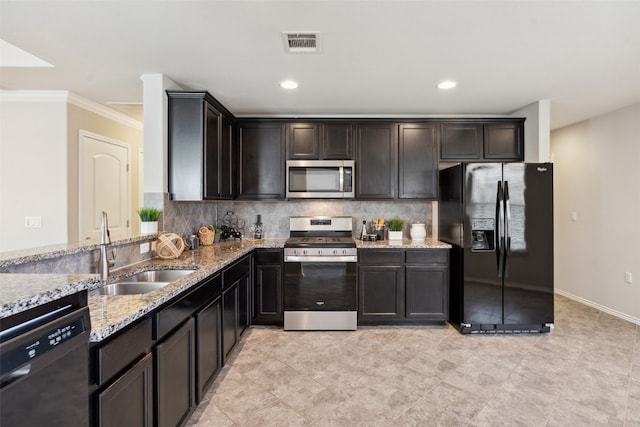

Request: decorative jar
left=410, top=223, right=426, bottom=240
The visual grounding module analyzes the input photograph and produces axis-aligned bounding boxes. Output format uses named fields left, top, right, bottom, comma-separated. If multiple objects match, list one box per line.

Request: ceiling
left=1, top=0, right=639, bottom=130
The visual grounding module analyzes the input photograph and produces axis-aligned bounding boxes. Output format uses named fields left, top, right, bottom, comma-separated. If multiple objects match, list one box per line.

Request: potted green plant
left=388, top=219, right=404, bottom=241
left=137, top=207, right=160, bottom=235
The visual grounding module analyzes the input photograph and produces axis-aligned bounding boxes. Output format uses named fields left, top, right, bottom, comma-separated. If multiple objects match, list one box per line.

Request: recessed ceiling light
left=280, top=80, right=299, bottom=89
left=437, top=80, right=457, bottom=90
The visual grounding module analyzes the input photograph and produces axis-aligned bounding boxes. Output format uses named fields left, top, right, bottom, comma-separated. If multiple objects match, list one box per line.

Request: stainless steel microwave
left=286, top=160, right=355, bottom=199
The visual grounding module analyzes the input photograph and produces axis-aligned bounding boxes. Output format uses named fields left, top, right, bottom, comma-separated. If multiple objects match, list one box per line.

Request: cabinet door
left=484, top=122, right=524, bottom=161
left=168, top=94, right=205, bottom=200
left=219, top=113, right=235, bottom=199
left=322, top=123, right=353, bottom=159
left=287, top=123, right=320, bottom=159
left=203, top=103, right=221, bottom=199
left=440, top=123, right=482, bottom=160
left=155, top=318, right=195, bottom=427
left=253, top=264, right=283, bottom=324
left=405, top=265, right=449, bottom=321
left=355, top=123, right=398, bottom=199
left=237, top=274, right=250, bottom=336
left=237, top=123, right=286, bottom=199
left=398, top=123, right=438, bottom=199
left=222, top=284, right=238, bottom=363
left=97, top=353, right=153, bottom=427
left=195, top=297, right=222, bottom=403
left=358, top=265, right=404, bottom=321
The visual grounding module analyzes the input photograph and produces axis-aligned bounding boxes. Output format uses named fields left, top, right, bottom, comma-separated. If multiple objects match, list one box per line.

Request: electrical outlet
left=139, top=242, right=149, bottom=254
left=24, top=216, right=42, bottom=228
left=625, top=272, right=632, bottom=284
left=571, top=212, right=578, bottom=222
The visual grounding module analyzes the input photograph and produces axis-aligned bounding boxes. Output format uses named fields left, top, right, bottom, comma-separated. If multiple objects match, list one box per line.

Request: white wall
left=551, top=103, right=640, bottom=323
left=0, top=90, right=144, bottom=252
left=0, top=93, right=68, bottom=251
left=140, top=74, right=182, bottom=195
left=511, top=99, right=551, bottom=162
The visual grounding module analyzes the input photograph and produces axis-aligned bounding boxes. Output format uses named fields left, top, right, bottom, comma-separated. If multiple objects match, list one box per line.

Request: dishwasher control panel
left=1, top=316, right=86, bottom=377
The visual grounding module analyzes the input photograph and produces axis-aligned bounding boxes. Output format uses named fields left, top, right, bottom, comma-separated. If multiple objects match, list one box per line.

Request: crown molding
left=0, top=90, right=143, bottom=130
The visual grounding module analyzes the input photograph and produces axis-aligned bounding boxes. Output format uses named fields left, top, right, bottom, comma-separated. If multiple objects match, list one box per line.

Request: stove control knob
left=317, top=249, right=322, bottom=255
left=303, top=250, right=307, bottom=255
left=333, top=249, right=338, bottom=255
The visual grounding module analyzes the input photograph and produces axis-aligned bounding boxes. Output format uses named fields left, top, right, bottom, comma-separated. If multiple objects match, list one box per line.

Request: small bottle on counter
left=253, top=215, right=263, bottom=240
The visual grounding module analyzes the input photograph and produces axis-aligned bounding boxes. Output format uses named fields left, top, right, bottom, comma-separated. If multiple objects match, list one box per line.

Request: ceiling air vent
left=282, top=32, right=321, bottom=53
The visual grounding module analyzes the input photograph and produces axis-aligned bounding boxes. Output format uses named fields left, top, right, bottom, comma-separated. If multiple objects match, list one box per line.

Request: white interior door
left=79, top=130, right=130, bottom=242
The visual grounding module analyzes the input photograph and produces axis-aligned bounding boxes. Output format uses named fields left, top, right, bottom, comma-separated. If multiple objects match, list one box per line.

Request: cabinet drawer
left=255, top=249, right=282, bottom=265
left=155, top=274, right=222, bottom=340
left=405, top=249, right=449, bottom=265
left=223, top=256, right=250, bottom=287
left=358, top=249, right=403, bottom=265
left=97, top=317, right=153, bottom=386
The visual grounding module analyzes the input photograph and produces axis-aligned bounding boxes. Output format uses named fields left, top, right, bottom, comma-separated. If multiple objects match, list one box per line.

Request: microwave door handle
left=339, top=166, right=344, bottom=192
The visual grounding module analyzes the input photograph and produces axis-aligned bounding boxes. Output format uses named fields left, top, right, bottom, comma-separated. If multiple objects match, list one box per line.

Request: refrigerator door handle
left=496, top=181, right=505, bottom=278
left=504, top=180, right=511, bottom=277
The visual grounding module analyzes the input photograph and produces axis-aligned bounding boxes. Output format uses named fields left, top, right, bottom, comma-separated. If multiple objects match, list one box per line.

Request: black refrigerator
left=439, top=163, right=554, bottom=333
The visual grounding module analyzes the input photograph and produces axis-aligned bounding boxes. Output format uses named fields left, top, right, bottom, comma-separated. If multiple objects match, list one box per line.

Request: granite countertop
left=356, top=238, right=451, bottom=249
left=87, top=239, right=285, bottom=342
left=0, top=237, right=450, bottom=343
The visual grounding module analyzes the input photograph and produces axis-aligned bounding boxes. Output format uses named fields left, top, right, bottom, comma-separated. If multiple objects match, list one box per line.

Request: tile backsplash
left=162, top=194, right=433, bottom=240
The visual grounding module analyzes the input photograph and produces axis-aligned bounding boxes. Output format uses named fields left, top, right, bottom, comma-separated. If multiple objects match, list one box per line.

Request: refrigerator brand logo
left=537, top=167, right=548, bottom=172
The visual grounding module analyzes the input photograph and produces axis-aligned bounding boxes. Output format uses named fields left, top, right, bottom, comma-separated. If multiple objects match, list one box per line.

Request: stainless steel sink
left=115, top=269, right=194, bottom=283
left=90, top=282, right=169, bottom=296
left=89, top=269, right=195, bottom=296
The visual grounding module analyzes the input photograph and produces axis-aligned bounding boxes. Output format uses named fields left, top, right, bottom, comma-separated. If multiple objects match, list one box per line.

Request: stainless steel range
left=284, top=216, right=358, bottom=331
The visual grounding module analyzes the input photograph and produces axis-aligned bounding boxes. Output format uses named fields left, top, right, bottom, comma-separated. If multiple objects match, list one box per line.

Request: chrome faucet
left=98, top=211, right=116, bottom=280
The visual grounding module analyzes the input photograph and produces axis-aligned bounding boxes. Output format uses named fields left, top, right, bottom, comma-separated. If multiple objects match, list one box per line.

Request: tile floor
left=186, top=295, right=640, bottom=426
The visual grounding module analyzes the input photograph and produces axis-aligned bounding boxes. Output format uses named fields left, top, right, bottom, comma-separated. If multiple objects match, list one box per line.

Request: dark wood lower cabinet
left=222, top=284, right=238, bottom=363
left=92, top=261, right=252, bottom=427
left=97, top=353, right=153, bottom=427
left=195, top=297, right=222, bottom=403
left=358, top=249, right=449, bottom=324
left=155, top=318, right=196, bottom=427
left=237, top=274, right=250, bottom=335
left=358, top=265, right=404, bottom=321
left=253, top=249, right=283, bottom=324
left=405, top=265, right=448, bottom=320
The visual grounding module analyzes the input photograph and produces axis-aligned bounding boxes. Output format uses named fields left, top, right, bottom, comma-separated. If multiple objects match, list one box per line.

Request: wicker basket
left=198, top=225, right=215, bottom=246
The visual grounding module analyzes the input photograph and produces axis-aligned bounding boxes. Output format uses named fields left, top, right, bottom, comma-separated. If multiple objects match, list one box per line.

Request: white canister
left=410, top=223, right=426, bottom=240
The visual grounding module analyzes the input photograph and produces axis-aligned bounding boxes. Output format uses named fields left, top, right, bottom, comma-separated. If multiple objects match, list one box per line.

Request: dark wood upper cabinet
left=355, top=123, right=398, bottom=199
left=167, top=90, right=235, bottom=201
left=440, top=119, right=524, bottom=162
left=287, top=122, right=353, bottom=160
left=220, top=114, right=235, bottom=199
left=287, top=123, right=320, bottom=159
left=440, top=123, right=483, bottom=160
left=484, top=122, right=524, bottom=160
left=321, top=123, right=353, bottom=159
left=237, top=122, right=286, bottom=200
left=398, top=123, right=438, bottom=199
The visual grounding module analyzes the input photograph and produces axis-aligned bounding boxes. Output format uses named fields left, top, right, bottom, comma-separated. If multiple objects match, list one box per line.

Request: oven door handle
left=284, top=255, right=358, bottom=263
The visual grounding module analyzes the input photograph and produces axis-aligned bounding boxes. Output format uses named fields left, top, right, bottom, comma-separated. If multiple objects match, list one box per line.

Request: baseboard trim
left=555, top=288, right=640, bottom=326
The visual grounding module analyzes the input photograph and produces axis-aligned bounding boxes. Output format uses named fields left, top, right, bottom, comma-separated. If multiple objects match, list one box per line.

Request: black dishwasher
left=0, top=291, right=91, bottom=426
